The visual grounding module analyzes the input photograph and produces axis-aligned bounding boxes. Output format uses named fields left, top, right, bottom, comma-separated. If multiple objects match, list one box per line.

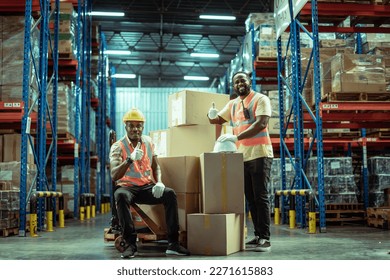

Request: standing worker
left=207, top=71, right=273, bottom=252
left=109, top=108, right=190, bottom=258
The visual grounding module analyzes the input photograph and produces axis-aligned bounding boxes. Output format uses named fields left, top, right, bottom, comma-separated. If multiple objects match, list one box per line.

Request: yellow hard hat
left=123, top=108, right=145, bottom=123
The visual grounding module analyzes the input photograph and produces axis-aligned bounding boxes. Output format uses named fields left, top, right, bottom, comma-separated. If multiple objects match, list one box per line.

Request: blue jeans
left=244, top=157, right=273, bottom=241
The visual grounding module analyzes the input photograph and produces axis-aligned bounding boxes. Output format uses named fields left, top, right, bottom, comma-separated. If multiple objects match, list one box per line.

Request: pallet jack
left=103, top=130, right=167, bottom=251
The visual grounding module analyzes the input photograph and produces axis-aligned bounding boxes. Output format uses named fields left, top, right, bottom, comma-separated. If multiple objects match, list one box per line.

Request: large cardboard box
left=330, top=54, right=386, bottom=93
left=200, top=153, right=245, bottom=214
left=187, top=213, right=242, bottom=256
left=0, top=161, right=36, bottom=190
left=149, top=129, right=168, bottom=157
left=167, top=124, right=222, bottom=157
left=2, top=134, right=34, bottom=164
left=177, top=192, right=200, bottom=231
left=168, top=90, right=229, bottom=127
left=158, top=156, right=200, bottom=193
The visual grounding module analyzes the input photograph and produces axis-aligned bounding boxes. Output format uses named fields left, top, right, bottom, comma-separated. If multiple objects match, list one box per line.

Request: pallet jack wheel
left=114, top=235, right=127, bottom=253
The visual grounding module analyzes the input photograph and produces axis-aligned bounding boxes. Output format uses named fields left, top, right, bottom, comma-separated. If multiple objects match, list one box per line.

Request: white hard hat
left=213, top=135, right=237, bottom=153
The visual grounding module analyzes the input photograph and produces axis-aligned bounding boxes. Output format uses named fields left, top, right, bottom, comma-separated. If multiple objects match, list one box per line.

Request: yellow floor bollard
left=86, top=205, right=91, bottom=219
left=46, top=211, right=54, bottom=232
left=59, top=209, right=65, bottom=228
left=30, top=213, right=38, bottom=237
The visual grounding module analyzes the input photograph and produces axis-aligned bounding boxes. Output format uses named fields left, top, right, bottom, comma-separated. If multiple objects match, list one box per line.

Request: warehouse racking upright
left=95, top=30, right=114, bottom=212
left=267, top=0, right=390, bottom=232
left=19, top=0, right=61, bottom=235
left=18, top=0, right=99, bottom=234
left=73, top=0, right=94, bottom=218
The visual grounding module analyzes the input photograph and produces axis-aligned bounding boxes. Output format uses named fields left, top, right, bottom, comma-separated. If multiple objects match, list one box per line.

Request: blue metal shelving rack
left=96, top=30, right=108, bottom=212
left=73, top=0, right=93, bottom=218
left=110, top=65, right=117, bottom=133
left=20, top=0, right=60, bottom=236
left=256, top=0, right=326, bottom=231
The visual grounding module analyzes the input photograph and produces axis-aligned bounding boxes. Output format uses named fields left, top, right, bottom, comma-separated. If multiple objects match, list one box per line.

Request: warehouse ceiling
left=91, top=0, right=274, bottom=88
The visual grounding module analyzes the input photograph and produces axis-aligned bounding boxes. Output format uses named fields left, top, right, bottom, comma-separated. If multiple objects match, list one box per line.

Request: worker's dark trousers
left=114, top=184, right=180, bottom=244
left=244, top=157, right=273, bottom=241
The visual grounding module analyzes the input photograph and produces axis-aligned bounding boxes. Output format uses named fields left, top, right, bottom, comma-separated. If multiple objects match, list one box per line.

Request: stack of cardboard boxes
left=147, top=90, right=245, bottom=255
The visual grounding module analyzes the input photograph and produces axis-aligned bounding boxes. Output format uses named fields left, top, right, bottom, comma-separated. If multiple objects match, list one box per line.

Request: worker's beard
left=235, top=84, right=250, bottom=96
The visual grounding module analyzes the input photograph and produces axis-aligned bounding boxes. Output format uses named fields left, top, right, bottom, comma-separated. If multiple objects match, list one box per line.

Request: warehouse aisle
left=0, top=213, right=389, bottom=260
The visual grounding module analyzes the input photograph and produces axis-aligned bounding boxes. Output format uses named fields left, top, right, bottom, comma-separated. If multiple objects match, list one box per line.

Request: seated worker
left=109, top=108, right=190, bottom=258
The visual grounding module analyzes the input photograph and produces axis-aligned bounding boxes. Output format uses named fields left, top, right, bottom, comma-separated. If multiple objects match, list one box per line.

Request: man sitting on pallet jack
left=109, top=108, right=190, bottom=258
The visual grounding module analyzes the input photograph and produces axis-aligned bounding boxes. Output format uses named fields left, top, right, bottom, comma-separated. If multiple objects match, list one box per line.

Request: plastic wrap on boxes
left=0, top=210, right=19, bottom=229
left=330, top=53, right=386, bottom=93
left=307, top=157, right=353, bottom=177
left=369, top=174, right=390, bottom=191
left=368, top=156, right=390, bottom=175
left=369, top=192, right=385, bottom=207
left=0, top=190, right=19, bottom=210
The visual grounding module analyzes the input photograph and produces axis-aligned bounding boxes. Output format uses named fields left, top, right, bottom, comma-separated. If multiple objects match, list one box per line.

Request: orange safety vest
left=116, top=136, right=154, bottom=187
left=229, top=91, right=272, bottom=147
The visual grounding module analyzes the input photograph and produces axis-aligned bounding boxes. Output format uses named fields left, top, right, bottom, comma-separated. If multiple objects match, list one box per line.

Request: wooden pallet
left=47, top=132, right=75, bottom=140
left=326, top=203, right=364, bottom=211
left=325, top=203, right=366, bottom=225
left=367, top=131, right=390, bottom=138
left=325, top=92, right=390, bottom=102
left=322, top=131, right=361, bottom=138
left=58, top=53, right=76, bottom=59
left=367, top=207, right=390, bottom=220
left=367, top=217, right=390, bottom=229
left=0, top=227, right=19, bottom=237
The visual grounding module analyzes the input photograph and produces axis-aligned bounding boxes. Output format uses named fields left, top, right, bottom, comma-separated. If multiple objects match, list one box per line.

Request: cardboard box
left=150, top=129, right=168, bottom=157
left=200, top=153, right=245, bottom=214
left=2, top=134, right=34, bottom=163
left=330, top=54, right=386, bottom=93
left=332, top=73, right=387, bottom=93
left=167, top=124, right=222, bottom=157
left=168, top=90, right=229, bottom=127
left=158, top=156, right=200, bottom=193
left=0, top=162, right=36, bottom=190
left=177, top=192, right=200, bottom=231
left=187, top=213, right=242, bottom=256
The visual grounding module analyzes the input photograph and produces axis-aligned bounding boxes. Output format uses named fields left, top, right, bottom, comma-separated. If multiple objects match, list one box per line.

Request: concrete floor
left=0, top=213, right=389, bottom=260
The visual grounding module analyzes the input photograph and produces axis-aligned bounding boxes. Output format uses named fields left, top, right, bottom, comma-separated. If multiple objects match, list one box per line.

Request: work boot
left=165, top=242, right=190, bottom=256
left=121, top=242, right=138, bottom=259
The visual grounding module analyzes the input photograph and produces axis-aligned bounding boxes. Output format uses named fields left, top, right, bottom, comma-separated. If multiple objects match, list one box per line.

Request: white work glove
left=152, top=182, right=165, bottom=199
left=207, top=102, right=219, bottom=119
left=130, top=142, right=144, bottom=161
left=217, top=133, right=238, bottom=143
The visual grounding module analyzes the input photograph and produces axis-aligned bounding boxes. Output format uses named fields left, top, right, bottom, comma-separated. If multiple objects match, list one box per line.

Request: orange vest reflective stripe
left=116, top=136, right=154, bottom=187
left=229, top=91, right=272, bottom=147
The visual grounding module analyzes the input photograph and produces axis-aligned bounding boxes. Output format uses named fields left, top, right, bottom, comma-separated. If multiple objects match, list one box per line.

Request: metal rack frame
left=20, top=0, right=60, bottom=236
left=73, top=0, right=93, bottom=218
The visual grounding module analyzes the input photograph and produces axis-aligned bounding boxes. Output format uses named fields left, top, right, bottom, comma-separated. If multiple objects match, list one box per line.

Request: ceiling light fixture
left=190, top=53, right=220, bottom=58
left=105, top=50, right=132, bottom=55
left=112, top=73, right=136, bottom=79
left=184, top=75, right=210, bottom=81
left=91, top=11, right=125, bottom=17
left=199, top=15, right=236, bottom=20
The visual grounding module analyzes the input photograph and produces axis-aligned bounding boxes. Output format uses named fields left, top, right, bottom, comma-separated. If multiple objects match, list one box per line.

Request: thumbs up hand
left=130, top=142, right=144, bottom=161
left=207, top=102, right=219, bottom=119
